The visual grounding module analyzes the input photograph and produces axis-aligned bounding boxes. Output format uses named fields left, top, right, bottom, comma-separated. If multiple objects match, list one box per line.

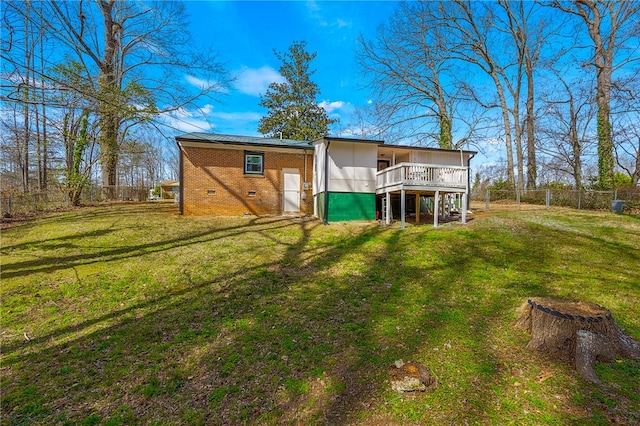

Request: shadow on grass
left=1, top=207, right=304, bottom=280
left=2, top=206, right=639, bottom=425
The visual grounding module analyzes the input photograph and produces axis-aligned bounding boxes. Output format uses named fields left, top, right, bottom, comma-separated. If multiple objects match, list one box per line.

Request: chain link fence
left=1, top=185, right=150, bottom=218
left=471, top=188, right=640, bottom=213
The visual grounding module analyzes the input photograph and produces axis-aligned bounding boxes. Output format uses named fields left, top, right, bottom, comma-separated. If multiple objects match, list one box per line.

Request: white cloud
left=306, top=1, right=351, bottom=29
left=306, top=0, right=327, bottom=26
left=163, top=113, right=214, bottom=133
left=186, top=75, right=209, bottom=89
left=233, top=66, right=285, bottom=97
left=209, top=111, right=262, bottom=122
left=158, top=106, right=213, bottom=132
left=336, top=18, right=351, bottom=28
left=185, top=75, right=228, bottom=93
left=199, top=104, right=214, bottom=115
left=318, top=100, right=345, bottom=114
left=160, top=103, right=266, bottom=134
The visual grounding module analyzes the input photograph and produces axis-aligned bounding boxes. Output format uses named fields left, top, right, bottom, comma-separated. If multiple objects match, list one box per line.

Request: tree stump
left=516, top=298, right=640, bottom=384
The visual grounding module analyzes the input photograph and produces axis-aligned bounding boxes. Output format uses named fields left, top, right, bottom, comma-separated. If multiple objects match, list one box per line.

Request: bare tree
left=50, top=60, right=98, bottom=205
left=0, top=107, right=27, bottom=192
left=497, top=0, right=548, bottom=189
left=433, top=1, right=526, bottom=187
left=366, top=0, right=545, bottom=189
left=357, top=1, right=463, bottom=148
left=2, top=1, right=55, bottom=193
left=550, top=0, right=640, bottom=189
left=20, top=1, right=32, bottom=192
left=3, top=1, right=229, bottom=199
left=538, top=71, right=597, bottom=188
left=615, top=124, right=640, bottom=186
left=612, top=73, right=640, bottom=186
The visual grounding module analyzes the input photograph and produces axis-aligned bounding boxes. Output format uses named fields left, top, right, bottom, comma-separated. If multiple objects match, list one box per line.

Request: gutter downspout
left=467, top=152, right=476, bottom=209
left=177, top=139, right=184, bottom=215
left=323, top=139, right=331, bottom=225
left=303, top=149, right=308, bottom=185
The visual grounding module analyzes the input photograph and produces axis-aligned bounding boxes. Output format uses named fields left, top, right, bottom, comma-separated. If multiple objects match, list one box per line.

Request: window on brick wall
left=244, top=151, right=264, bottom=175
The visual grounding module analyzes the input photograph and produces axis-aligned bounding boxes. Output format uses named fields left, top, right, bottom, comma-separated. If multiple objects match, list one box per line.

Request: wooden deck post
left=401, top=189, right=405, bottom=229
left=461, top=193, right=467, bottom=224
left=434, top=191, right=439, bottom=228
left=416, top=193, right=420, bottom=224
left=385, top=191, right=391, bottom=225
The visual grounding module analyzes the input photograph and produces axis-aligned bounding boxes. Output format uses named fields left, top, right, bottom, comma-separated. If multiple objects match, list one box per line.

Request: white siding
left=410, top=150, right=470, bottom=167
left=313, top=141, right=326, bottom=195
left=328, top=141, right=377, bottom=193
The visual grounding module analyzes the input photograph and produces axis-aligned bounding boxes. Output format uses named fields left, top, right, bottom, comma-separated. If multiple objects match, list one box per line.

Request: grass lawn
left=1, top=202, right=639, bottom=425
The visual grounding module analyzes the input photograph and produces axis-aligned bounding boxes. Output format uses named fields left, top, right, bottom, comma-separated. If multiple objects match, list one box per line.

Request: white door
left=283, top=168, right=300, bottom=212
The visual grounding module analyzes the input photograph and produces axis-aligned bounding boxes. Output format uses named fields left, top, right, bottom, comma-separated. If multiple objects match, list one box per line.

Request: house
left=176, top=132, right=476, bottom=227
left=314, top=137, right=476, bottom=227
left=159, top=180, right=180, bottom=199
left=176, top=133, right=315, bottom=216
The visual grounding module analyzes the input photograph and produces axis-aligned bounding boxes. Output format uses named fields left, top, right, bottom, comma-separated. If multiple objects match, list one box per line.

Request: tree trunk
left=22, top=1, right=31, bottom=193
left=633, top=136, right=640, bottom=186
left=39, top=11, right=48, bottom=191
left=593, top=14, right=614, bottom=190
left=514, top=115, right=525, bottom=193
left=438, top=101, right=453, bottom=149
left=517, top=298, right=640, bottom=384
left=98, top=0, right=120, bottom=200
left=492, top=74, right=515, bottom=187
left=525, top=54, right=536, bottom=189
left=569, top=97, right=583, bottom=189
left=596, top=103, right=614, bottom=189
left=100, top=113, right=119, bottom=199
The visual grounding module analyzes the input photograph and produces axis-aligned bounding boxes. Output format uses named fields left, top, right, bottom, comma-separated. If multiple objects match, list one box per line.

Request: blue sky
left=166, top=1, right=398, bottom=137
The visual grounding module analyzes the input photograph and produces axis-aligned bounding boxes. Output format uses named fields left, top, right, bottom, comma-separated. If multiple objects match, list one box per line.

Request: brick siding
left=181, top=145, right=314, bottom=216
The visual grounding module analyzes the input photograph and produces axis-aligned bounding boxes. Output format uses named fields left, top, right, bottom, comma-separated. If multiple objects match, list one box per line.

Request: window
left=244, top=151, right=264, bottom=175
left=377, top=159, right=390, bottom=171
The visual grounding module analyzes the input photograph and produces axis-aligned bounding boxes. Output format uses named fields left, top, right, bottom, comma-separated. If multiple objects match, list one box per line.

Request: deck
left=375, top=163, right=470, bottom=228
left=376, top=163, right=468, bottom=194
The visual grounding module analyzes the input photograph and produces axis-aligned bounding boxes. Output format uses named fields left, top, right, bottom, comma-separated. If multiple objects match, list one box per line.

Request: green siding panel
left=327, top=192, right=376, bottom=221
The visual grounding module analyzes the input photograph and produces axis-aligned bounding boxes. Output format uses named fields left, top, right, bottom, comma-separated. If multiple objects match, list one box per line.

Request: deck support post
left=461, top=192, right=467, bottom=224
left=434, top=191, right=439, bottom=228
left=401, top=189, right=405, bottom=229
left=415, top=193, right=420, bottom=224
left=385, top=191, right=391, bottom=225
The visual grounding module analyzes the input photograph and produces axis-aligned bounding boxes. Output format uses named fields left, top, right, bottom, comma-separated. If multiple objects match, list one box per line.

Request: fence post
left=614, top=189, right=618, bottom=200
left=485, top=189, right=490, bottom=210
left=578, top=190, right=582, bottom=210
left=516, top=188, right=520, bottom=209
left=8, top=195, right=12, bottom=216
left=546, top=189, right=550, bottom=209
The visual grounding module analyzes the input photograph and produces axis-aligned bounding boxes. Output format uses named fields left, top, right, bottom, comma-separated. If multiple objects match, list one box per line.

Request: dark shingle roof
left=176, top=132, right=313, bottom=149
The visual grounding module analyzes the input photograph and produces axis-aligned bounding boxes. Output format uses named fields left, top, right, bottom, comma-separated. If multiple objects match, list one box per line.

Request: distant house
left=160, top=180, right=180, bottom=199
left=176, top=132, right=476, bottom=226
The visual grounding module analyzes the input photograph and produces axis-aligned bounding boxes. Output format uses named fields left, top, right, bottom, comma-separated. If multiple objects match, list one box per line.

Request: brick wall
left=181, top=145, right=314, bottom=216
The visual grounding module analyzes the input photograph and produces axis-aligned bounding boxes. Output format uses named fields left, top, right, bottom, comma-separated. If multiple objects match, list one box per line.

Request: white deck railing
left=376, top=162, right=468, bottom=192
